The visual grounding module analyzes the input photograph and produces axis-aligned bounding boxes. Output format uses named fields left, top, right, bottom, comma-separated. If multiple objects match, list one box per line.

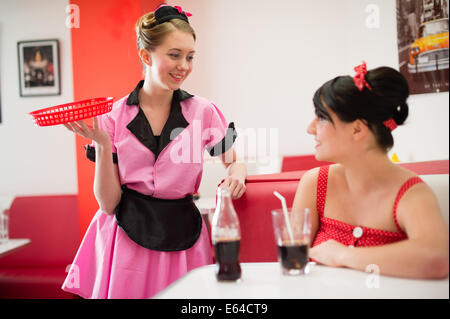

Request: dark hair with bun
left=313, top=66, right=409, bottom=151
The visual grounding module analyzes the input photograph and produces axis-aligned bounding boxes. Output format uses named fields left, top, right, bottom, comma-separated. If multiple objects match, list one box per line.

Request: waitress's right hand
left=64, top=117, right=111, bottom=147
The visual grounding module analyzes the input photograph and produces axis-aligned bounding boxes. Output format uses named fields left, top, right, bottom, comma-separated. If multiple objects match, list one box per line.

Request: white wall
left=167, top=0, right=449, bottom=197
left=0, top=0, right=76, bottom=196
left=166, top=0, right=449, bottom=197
left=0, top=0, right=448, bottom=199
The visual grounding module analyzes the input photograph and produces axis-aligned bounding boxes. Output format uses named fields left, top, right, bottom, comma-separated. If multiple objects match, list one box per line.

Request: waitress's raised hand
left=64, top=117, right=111, bottom=147
left=221, top=174, right=246, bottom=200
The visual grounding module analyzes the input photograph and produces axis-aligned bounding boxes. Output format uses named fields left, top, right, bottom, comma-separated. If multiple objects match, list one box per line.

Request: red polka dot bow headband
left=353, top=61, right=372, bottom=92
left=353, top=61, right=397, bottom=132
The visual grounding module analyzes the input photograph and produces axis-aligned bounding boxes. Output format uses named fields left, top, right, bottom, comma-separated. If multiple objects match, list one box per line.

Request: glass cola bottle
left=211, top=185, right=242, bottom=281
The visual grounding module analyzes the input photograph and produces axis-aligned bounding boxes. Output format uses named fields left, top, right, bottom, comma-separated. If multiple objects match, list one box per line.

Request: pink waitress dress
left=62, top=81, right=236, bottom=298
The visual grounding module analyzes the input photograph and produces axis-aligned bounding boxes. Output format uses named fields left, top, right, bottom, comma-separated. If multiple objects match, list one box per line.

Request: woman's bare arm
left=220, top=148, right=247, bottom=199
left=93, top=142, right=122, bottom=214
left=291, top=168, right=321, bottom=244
left=65, top=118, right=122, bottom=214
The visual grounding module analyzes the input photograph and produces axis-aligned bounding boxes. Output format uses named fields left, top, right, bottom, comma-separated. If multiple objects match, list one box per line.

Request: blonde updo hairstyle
left=135, top=11, right=196, bottom=73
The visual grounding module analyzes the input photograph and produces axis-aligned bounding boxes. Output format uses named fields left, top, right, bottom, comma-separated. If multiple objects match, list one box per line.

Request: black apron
left=115, top=186, right=202, bottom=251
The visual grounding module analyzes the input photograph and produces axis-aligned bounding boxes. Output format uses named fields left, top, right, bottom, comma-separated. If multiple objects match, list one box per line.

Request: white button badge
left=353, top=226, right=363, bottom=238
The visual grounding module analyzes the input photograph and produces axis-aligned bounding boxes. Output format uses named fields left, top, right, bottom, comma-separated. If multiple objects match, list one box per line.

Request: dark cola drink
left=277, top=241, right=309, bottom=273
left=211, top=185, right=242, bottom=281
left=214, top=239, right=241, bottom=281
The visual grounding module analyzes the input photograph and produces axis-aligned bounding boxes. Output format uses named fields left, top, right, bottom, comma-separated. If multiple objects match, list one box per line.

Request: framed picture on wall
left=396, top=0, right=449, bottom=94
left=17, top=39, right=61, bottom=97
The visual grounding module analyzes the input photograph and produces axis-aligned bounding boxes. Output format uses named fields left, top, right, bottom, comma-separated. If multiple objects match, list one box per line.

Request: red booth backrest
left=234, top=160, right=449, bottom=263
left=234, top=175, right=306, bottom=262
left=0, top=195, right=80, bottom=268
left=281, top=154, right=332, bottom=172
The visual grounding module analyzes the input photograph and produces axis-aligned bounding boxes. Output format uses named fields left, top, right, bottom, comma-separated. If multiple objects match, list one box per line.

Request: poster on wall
left=396, top=0, right=449, bottom=94
left=17, top=39, right=60, bottom=97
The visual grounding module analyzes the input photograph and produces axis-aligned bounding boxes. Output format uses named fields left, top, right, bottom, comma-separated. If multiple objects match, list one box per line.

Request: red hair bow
left=174, top=5, right=192, bottom=17
left=383, top=118, right=397, bottom=131
left=353, top=61, right=372, bottom=91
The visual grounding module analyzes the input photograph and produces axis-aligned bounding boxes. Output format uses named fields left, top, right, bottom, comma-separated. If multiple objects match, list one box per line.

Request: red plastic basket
left=29, top=97, right=114, bottom=127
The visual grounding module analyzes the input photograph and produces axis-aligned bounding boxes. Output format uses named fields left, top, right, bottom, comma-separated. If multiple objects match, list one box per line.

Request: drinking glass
left=271, top=208, right=311, bottom=275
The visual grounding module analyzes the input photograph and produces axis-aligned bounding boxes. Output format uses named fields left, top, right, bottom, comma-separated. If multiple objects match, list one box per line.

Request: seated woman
left=292, top=62, right=449, bottom=279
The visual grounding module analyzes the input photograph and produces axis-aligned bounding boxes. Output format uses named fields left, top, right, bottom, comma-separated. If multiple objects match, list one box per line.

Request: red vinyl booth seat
left=233, top=174, right=305, bottom=262
left=281, top=154, right=332, bottom=172
left=233, top=160, right=449, bottom=263
left=0, top=195, right=80, bottom=299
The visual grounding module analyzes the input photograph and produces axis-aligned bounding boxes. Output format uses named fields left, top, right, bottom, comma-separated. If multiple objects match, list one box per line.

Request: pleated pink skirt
left=62, top=210, right=213, bottom=299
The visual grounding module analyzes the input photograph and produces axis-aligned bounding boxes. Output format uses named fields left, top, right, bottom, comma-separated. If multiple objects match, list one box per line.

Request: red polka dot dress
left=312, top=166, right=424, bottom=248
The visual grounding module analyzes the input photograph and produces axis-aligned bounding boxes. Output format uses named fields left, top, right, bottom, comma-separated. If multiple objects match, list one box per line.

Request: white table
left=0, top=239, right=31, bottom=257
left=154, top=262, right=449, bottom=299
